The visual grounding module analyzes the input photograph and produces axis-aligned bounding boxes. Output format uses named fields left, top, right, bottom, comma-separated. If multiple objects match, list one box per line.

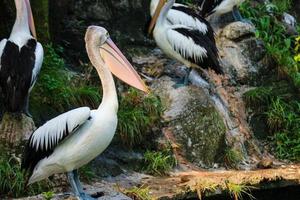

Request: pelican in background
left=150, top=0, right=215, bottom=42
left=149, top=0, right=223, bottom=87
left=0, top=0, right=43, bottom=117
left=197, top=0, right=246, bottom=22
left=22, top=26, right=148, bottom=200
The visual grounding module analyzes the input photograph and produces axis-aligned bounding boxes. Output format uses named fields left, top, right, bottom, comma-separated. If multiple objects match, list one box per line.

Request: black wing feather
left=173, top=27, right=223, bottom=74
left=0, top=39, right=37, bottom=112
left=172, top=5, right=216, bottom=43
left=197, top=0, right=224, bottom=17
left=22, top=123, right=70, bottom=176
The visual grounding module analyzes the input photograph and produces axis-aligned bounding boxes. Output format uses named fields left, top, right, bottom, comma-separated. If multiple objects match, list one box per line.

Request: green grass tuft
left=226, top=181, right=255, bottom=200
left=224, top=148, right=244, bottom=168
left=117, top=89, right=163, bottom=147
left=143, top=147, right=176, bottom=176
left=0, top=150, right=51, bottom=198
left=121, top=185, right=153, bottom=200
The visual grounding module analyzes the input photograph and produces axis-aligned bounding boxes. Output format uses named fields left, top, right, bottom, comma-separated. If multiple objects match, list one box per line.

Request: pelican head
left=15, top=0, right=37, bottom=38
left=85, top=26, right=149, bottom=93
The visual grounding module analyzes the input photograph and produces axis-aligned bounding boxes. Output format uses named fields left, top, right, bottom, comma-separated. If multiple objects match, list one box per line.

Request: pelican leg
left=232, top=6, right=253, bottom=25
left=23, top=95, right=32, bottom=118
left=72, top=170, right=96, bottom=200
left=232, top=6, right=243, bottom=21
left=73, top=170, right=84, bottom=193
left=173, top=68, right=192, bottom=88
left=67, top=171, right=81, bottom=197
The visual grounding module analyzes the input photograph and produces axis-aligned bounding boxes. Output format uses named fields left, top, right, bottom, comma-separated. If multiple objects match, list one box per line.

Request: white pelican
left=149, top=0, right=223, bottom=86
left=150, top=0, right=215, bottom=42
left=0, top=0, right=43, bottom=117
left=22, top=26, right=148, bottom=200
left=197, top=0, right=246, bottom=21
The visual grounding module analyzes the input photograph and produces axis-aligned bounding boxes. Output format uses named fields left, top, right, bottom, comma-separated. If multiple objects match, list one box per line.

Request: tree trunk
left=0, top=113, right=35, bottom=147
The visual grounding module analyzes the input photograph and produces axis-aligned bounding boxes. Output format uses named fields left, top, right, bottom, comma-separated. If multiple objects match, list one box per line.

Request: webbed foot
left=78, top=192, right=97, bottom=200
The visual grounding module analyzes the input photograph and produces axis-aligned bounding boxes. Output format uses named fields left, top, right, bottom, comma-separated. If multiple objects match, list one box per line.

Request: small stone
left=257, top=158, right=273, bottom=169
left=222, top=22, right=255, bottom=40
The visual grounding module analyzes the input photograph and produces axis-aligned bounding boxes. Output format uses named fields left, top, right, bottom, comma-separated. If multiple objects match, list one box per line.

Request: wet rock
left=152, top=76, right=226, bottom=168
left=218, top=22, right=271, bottom=85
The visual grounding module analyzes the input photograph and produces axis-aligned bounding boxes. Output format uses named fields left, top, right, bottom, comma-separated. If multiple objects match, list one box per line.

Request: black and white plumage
left=0, top=0, right=43, bottom=115
left=22, top=26, right=148, bottom=200
left=149, top=0, right=223, bottom=81
left=150, top=0, right=215, bottom=42
left=197, top=0, right=245, bottom=19
left=22, top=107, right=91, bottom=174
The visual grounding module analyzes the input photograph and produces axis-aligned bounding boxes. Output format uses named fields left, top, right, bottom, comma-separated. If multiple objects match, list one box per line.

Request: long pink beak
left=100, top=38, right=149, bottom=93
left=24, top=0, right=37, bottom=38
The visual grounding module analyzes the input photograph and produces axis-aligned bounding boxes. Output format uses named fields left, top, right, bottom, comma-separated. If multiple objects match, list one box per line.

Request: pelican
left=149, top=0, right=223, bottom=86
left=0, top=0, right=43, bottom=116
left=150, top=0, right=215, bottom=42
left=22, top=26, right=148, bottom=200
left=197, top=0, right=246, bottom=21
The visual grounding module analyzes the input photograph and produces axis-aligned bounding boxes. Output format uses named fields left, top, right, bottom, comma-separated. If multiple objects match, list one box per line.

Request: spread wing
left=22, top=107, right=91, bottom=173
left=166, top=26, right=222, bottom=74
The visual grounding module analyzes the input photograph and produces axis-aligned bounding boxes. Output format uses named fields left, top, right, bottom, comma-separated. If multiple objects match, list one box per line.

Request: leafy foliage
left=42, top=191, right=55, bottom=200
left=143, top=147, right=176, bottom=176
left=240, top=1, right=300, bottom=87
left=241, top=1, right=300, bottom=161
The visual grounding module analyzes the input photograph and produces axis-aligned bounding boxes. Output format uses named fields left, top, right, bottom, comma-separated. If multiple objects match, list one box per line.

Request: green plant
left=224, top=148, right=243, bottom=168
left=117, top=89, right=162, bottom=147
left=0, top=151, right=51, bottom=198
left=143, top=147, right=176, bottom=176
left=226, top=181, right=255, bottom=200
left=240, top=1, right=300, bottom=161
left=42, top=191, right=55, bottom=200
left=188, top=180, right=218, bottom=200
left=79, top=163, right=95, bottom=182
left=121, top=185, right=153, bottom=200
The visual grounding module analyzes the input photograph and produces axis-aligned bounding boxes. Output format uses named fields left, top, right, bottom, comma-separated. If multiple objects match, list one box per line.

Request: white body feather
left=150, top=0, right=208, bottom=33
left=201, top=0, right=245, bottom=16
left=153, top=22, right=207, bottom=68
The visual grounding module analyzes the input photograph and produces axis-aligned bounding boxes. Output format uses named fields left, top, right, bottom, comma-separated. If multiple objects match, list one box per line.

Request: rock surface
left=152, top=76, right=227, bottom=168
left=49, top=0, right=151, bottom=64
left=0, top=113, right=35, bottom=146
left=217, top=22, right=271, bottom=85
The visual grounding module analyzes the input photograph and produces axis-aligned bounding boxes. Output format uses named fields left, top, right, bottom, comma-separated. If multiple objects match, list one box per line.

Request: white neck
left=86, top=42, right=119, bottom=113
left=10, top=0, right=31, bottom=38
left=157, top=0, right=175, bottom=27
